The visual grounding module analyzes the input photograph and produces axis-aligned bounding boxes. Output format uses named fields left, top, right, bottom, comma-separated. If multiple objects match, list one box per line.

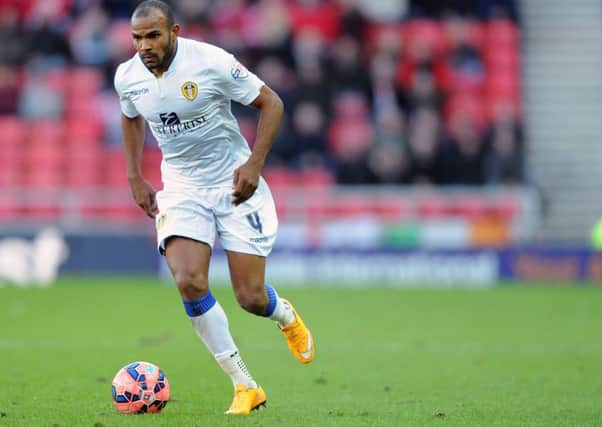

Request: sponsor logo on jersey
left=151, top=115, right=208, bottom=137
left=159, top=112, right=181, bottom=126
left=231, top=61, right=249, bottom=80
left=181, top=81, right=198, bottom=101
left=129, top=87, right=149, bottom=96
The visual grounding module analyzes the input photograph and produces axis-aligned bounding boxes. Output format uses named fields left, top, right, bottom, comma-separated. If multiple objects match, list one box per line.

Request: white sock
left=215, top=351, right=258, bottom=389
left=189, top=302, right=257, bottom=388
left=269, top=298, right=295, bottom=328
left=189, top=300, right=237, bottom=355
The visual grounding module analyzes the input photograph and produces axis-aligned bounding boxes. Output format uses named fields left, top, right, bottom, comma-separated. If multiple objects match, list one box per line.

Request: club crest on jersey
left=181, top=81, right=198, bottom=101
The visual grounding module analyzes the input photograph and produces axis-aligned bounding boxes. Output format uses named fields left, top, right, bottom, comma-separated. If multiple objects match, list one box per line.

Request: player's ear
left=171, top=24, right=180, bottom=38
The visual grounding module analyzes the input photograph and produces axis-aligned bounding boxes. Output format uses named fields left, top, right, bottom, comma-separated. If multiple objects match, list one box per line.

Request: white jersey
left=114, top=37, right=265, bottom=189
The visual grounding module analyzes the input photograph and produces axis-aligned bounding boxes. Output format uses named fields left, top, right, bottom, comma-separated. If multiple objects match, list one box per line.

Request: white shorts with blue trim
left=155, top=177, right=278, bottom=257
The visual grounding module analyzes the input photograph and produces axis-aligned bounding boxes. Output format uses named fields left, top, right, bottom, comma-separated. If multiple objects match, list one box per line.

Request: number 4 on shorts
left=246, top=212, right=263, bottom=234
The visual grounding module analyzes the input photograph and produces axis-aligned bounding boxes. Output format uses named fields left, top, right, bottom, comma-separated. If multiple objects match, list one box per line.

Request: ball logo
left=181, top=81, right=198, bottom=101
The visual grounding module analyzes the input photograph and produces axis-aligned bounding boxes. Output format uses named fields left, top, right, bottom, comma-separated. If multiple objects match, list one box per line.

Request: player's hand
left=232, top=161, right=261, bottom=206
left=128, top=176, right=158, bottom=218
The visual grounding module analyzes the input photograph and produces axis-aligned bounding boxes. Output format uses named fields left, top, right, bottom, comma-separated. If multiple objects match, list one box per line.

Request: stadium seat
left=363, top=23, right=404, bottom=55
left=64, top=95, right=100, bottom=119
left=0, top=160, right=23, bottom=187
left=485, top=48, right=519, bottom=72
left=486, top=71, right=520, bottom=99
left=405, top=20, right=445, bottom=56
left=65, top=146, right=104, bottom=188
left=43, top=68, right=70, bottom=94
left=297, top=166, right=335, bottom=189
left=28, top=120, right=64, bottom=145
left=0, top=116, right=25, bottom=147
left=287, top=2, right=341, bottom=41
left=444, top=94, right=487, bottom=130
left=443, top=19, right=485, bottom=51
left=486, top=20, right=519, bottom=48
left=263, top=167, right=298, bottom=189
left=65, top=118, right=104, bottom=146
left=104, top=150, right=129, bottom=188
left=67, top=67, right=104, bottom=96
left=142, top=148, right=163, bottom=186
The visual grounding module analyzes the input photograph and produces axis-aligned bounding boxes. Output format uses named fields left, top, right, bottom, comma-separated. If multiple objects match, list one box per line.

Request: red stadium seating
left=0, top=10, right=523, bottom=225
left=486, top=20, right=519, bottom=48
left=67, top=68, right=104, bottom=96
left=65, top=145, right=105, bottom=188
left=65, top=118, right=104, bottom=147
left=0, top=116, right=25, bottom=147
left=405, top=20, right=446, bottom=56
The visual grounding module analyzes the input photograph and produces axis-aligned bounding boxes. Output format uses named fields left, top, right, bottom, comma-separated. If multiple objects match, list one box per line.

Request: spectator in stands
left=440, top=110, right=486, bottom=184
left=240, top=0, right=292, bottom=61
left=208, top=0, right=246, bottom=52
left=400, top=65, right=444, bottom=114
left=329, top=91, right=375, bottom=183
left=0, top=6, right=27, bottom=66
left=23, top=0, right=72, bottom=67
left=367, top=106, right=412, bottom=184
left=367, top=141, right=411, bottom=184
left=18, top=70, right=64, bottom=120
left=328, top=35, right=371, bottom=100
left=443, top=14, right=486, bottom=94
left=338, top=0, right=368, bottom=39
left=290, top=59, right=330, bottom=111
left=0, top=65, right=20, bottom=114
left=355, top=0, right=408, bottom=23
left=407, top=106, right=445, bottom=184
left=369, top=52, right=400, bottom=114
left=281, top=100, right=331, bottom=168
left=68, top=5, right=111, bottom=66
left=483, top=103, right=523, bottom=185
left=173, top=0, right=211, bottom=27
left=255, top=56, right=295, bottom=107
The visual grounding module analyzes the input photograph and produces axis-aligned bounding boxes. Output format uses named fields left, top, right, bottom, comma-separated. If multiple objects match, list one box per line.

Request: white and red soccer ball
left=111, top=361, right=170, bottom=414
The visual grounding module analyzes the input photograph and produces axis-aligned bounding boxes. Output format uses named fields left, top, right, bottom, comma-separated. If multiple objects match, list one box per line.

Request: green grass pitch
left=1, top=278, right=602, bottom=426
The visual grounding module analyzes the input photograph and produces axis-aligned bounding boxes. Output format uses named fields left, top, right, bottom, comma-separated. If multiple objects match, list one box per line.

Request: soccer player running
left=114, top=0, right=314, bottom=415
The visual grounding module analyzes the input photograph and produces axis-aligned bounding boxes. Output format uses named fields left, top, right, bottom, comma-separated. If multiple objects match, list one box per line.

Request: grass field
left=1, top=278, right=602, bottom=426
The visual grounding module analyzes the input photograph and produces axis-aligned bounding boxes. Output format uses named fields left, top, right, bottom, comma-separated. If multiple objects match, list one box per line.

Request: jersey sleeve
left=212, top=48, right=265, bottom=105
left=113, top=64, right=140, bottom=118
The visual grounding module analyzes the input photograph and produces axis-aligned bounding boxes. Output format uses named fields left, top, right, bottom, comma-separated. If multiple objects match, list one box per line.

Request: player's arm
left=121, top=114, right=158, bottom=218
left=232, top=85, right=284, bottom=206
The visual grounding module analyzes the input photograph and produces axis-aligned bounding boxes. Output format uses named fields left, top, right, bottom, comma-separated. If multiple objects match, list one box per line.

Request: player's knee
left=236, top=289, right=268, bottom=315
left=173, top=270, right=208, bottom=300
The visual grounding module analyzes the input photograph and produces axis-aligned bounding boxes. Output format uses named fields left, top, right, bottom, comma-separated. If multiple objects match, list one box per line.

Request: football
left=111, top=361, right=170, bottom=414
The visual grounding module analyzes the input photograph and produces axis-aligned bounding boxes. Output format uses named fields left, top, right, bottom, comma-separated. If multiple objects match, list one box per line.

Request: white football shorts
left=155, top=177, right=278, bottom=257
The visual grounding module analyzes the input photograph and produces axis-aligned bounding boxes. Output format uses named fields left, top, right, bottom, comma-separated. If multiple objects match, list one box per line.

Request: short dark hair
left=132, top=0, right=175, bottom=28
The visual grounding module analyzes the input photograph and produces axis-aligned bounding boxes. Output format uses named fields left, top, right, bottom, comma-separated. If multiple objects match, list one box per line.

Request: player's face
left=131, top=11, right=179, bottom=72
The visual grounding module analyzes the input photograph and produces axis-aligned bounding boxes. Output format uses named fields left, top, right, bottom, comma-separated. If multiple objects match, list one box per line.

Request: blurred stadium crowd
left=0, top=0, right=522, bottom=191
